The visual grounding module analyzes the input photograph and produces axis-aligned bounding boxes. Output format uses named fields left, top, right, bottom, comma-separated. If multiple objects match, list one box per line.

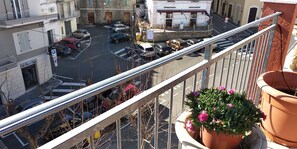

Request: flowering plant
left=185, top=86, right=266, bottom=136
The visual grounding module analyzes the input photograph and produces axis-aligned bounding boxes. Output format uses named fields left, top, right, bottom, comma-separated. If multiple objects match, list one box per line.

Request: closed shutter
left=18, top=32, right=31, bottom=53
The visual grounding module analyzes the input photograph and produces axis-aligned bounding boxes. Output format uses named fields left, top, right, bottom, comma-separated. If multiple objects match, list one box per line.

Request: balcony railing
left=0, top=12, right=281, bottom=148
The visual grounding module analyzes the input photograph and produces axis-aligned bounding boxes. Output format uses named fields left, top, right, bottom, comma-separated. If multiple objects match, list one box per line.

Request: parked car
left=48, top=44, right=72, bottom=57
left=110, top=20, right=123, bottom=28
left=166, top=38, right=187, bottom=51
left=186, top=38, right=203, bottom=46
left=72, top=29, right=90, bottom=39
left=112, top=23, right=129, bottom=32
left=58, top=37, right=81, bottom=50
left=153, top=43, right=172, bottom=56
left=109, top=33, right=131, bottom=43
left=135, top=43, right=156, bottom=58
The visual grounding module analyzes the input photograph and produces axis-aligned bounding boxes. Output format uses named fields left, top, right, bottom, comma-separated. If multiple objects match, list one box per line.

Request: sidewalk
left=13, top=78, right=62, bottom=106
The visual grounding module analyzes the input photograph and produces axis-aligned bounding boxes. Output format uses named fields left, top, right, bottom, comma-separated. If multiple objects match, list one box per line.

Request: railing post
left=201, top=44, right=213, bottom=89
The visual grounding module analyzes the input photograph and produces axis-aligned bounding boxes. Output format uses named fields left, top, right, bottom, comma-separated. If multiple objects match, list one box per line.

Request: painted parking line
left=52, top=89, right=75, bottom=93
left=114, top=48, right=126, bottom=55
left=2, top=132, right=28, bottom=147
left=43, top=96, right=59, bottom=100
left=53, top=74, right=74, bottom=80
left=62, top=82, right=86, bottom=86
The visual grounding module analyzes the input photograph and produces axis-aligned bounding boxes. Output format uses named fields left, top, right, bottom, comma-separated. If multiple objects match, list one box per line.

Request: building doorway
left=222, top=3, right=226, bottom=16
left=88, top=12, right=95, bottom=24
left=123, top=12, right=130, bottom=25
left=166, top=13, right=173, bottom=28
left=248, top=7, right=258, bottom=23
left=21, top=64, right=38, bottom=90
left=105, top=12, right=112, bottom=24
left=47, top=30, right=54, bottom=45
left=64, top=21, right=71, bottom=36
left=190, top=12, right=197, bottom=27
left=216, top=0, right=220, bottom=13
left=228, top=4, right=232, bottom=19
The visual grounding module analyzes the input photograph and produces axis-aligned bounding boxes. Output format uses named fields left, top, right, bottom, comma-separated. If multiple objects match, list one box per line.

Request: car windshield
left=146, top=47, right=154, bottom=52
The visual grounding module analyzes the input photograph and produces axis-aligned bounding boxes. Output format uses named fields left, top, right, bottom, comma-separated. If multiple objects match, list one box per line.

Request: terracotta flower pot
left=175, top=111, right=267, bottom=149
left=200, top=127, right=242, bottom=149
left=257, top=71, right=297, bottom=147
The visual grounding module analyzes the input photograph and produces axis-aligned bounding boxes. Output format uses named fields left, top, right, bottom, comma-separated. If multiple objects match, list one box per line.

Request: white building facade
left=146, top=0, right=212, bottom=29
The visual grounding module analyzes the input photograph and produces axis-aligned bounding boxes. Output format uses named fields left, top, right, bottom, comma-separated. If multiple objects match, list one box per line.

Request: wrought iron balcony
left=0, top=12, right=282, bottom=148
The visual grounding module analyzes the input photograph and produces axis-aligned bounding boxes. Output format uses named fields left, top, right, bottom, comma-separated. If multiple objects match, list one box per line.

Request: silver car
left=72, top=29, right=90, bottom=39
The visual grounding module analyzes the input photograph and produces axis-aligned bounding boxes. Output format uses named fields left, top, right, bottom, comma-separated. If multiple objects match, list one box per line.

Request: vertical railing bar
left=255, top=34, right=267, bottom=97
left=90, top=135, right=95, bottom=149
left=116, top=119, right=122, bottom=149
left=154, top=97, right=159, bottom=149
left=182, top=80, right=186, bottom=111
left=212, top=62, right=218, bottom=88
left=137, top=108, right=142, bottom=149
left=243, top=41, right=253, bottom=94
left=230, top=49, right=239, bottom=89
left=193, top=74, right=197, bottom=91
left=250, top=37, right=261, bottom=99
left=201, top=44, right=213, bottom=89
left=242, top=41, right=252, bottom=91
left=235, top=47, right=244, bottom=90
left=239, top=42, right=250, bottom=92
left=167, top=88, right=174, bottom=149
left=257, top=33, right=269, bottom=78
left=219, top=58, right=225, bottom=86
left=224, top=53, right=232, bottom=88
left=248, top=39, right=260, bottom=99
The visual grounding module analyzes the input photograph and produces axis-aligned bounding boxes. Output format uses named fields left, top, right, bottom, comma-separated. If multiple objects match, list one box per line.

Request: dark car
left=166, top=38, right=187, bottom=51
left=153, top=43, right=172, bottom=56
left=48, top=44, right=72, bottom=57
left=109, top=33, right=131, bottom=43
left=58, top=37, right=81, bottom=50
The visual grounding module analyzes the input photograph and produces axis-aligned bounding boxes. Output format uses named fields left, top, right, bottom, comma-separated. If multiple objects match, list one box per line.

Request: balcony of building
left=0, top=1, right=296, bottom=149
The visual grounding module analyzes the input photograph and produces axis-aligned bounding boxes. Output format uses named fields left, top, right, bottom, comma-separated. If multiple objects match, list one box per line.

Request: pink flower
left=217, top=86, right=226, bottom=90
left=227, top=103, right=234, bottom=108
left=212, top=118, right=216, bottom=123
left=213, top=107, right=217, bottom=112
left=227, top=89, right=235, bottom=95
left=186, top=120, right=196, bottom=133
left=261, top=111, right=267, bottom=121
left=198, top=111, right=209, bottom=122
left=192, top=91, right=199, bottom=96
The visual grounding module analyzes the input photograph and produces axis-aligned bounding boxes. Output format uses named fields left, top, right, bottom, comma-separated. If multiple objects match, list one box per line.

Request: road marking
left=43, top=96, right=59, bottom=100
left=62, top=82, right=86, bottom=86
left=2, top=132, right=28, bottom=147
left=53, top=74, right=74, bottom=80
left=52, top=89, right=75, bottom=93
left=114, top=48, right=126, bottom=54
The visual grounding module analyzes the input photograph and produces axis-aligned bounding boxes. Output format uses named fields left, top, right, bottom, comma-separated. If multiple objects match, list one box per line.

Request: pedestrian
left=224, top=17, right=229, bottom=32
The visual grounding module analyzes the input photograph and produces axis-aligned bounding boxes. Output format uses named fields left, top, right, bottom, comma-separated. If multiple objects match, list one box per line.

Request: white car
left=136, top=43, right=156, bottom=58
left=112, top=24, right=130, bottom=32
left=72, top=29, right=90, bottom=39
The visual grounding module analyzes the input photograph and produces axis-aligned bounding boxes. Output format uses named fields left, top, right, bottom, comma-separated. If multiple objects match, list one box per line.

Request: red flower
left=186, top=120, right=196, bottom=133
left=198, top=110, right=209, bottom=122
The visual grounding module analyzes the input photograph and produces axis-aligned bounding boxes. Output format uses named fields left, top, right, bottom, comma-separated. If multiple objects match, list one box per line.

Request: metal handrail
left=0, top=11, right=281, bottom=141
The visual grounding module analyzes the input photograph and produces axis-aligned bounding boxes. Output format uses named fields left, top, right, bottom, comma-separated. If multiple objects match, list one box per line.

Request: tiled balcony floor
left=267, top=140, right=297, bottom=149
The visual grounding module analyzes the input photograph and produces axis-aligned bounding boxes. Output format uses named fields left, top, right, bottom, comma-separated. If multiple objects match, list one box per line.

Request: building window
left=124, top=0, right=128, bottom=6
left=11, top=0, right=22, bottom=19
left=191, top=12, right=197, bottom=18
left=166, top=13, right=173, bottom=19
left=61, top=27, right=64, bottom=35
left=106, top=0, right=111, bottom=6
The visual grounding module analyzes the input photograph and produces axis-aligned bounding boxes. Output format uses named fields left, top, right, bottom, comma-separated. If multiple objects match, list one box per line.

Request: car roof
left=114, top=24, right=125, bottom=27
left=76, top=29, right=87, bottom=32
left=138, top=43, right=153, bottom=48
left=62, top=37, right=79, bottom=42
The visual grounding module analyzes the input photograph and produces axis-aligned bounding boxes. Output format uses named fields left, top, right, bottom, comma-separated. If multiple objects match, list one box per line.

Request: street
left=0, top=13, right=256, bottom=149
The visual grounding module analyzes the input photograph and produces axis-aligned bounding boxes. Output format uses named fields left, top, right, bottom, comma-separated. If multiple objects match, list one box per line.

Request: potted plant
left=176, top=86, right=266, bottom=149
left=257, top=70, right=297, bottom=147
